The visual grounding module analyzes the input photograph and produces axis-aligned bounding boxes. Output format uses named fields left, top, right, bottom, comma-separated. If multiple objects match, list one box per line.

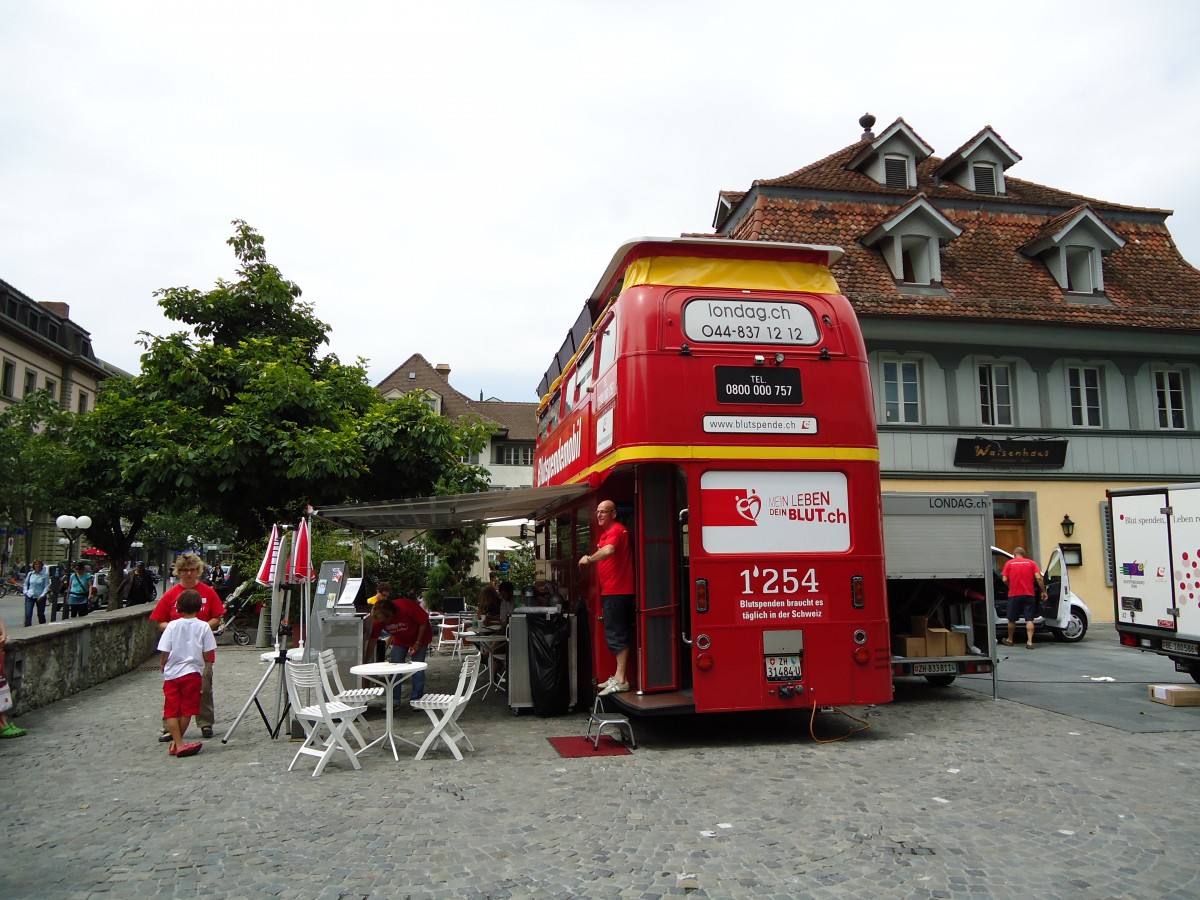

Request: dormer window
left=884, top=155, right=910, bottom=189
left=1065, top=245, right=1098, bottom=293
left=1020, top=205, right=1125, bottom=298
left=846, top=118, right=934, bottom=189
left=972, top=162, right=997, bottom=195
left=861, top=194, right=962, bottom=287
left=933, top=127, right=1020, bottom=195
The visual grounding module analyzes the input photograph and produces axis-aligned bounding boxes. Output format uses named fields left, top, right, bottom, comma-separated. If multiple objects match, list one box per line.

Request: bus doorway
left=634, top=465, right=687, bottom=694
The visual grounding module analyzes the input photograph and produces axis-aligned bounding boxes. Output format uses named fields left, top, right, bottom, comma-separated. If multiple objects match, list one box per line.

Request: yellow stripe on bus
left=621, top=256, right=840, bottom=295
left=566, top=444, right=880, bottom=482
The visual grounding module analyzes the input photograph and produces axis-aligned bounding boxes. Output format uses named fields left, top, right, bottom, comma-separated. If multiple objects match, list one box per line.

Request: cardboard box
left=945, top=631, right=968, bottom=656
left=925, top=628, right=950, bottom=657
left=893, top=635, right=926, bottom=658
left=1147, top=684, right=1200, bottom=707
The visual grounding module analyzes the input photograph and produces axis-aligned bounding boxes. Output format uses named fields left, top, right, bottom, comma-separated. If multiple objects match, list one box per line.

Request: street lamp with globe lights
left=56, top=514, right=92, bottom=619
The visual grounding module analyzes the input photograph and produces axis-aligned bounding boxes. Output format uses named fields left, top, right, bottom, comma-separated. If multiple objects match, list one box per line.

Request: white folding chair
left=285, top=660, right=368, bottom=777
left=319, top=649, right=384, bottom=706
left=411, top=653, right=482, bottom=760
left=317, top=649, right=379, bottom=747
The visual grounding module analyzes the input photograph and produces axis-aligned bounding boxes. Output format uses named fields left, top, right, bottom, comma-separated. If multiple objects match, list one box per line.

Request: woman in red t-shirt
left=365, top=598, right=431, bottom=705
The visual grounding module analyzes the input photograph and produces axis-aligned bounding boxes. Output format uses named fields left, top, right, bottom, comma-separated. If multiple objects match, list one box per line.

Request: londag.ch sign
left=953, top=438, right=1068, bottom=468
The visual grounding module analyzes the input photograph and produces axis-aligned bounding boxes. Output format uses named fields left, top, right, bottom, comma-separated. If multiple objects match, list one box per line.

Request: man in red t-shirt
left=364, top=589, right=432, bottom=707
left=1001, top=547, right=1047, bottom=649
left=580, top=500, right=635, bottom=696
left=150, top=552, right=226, bottom=740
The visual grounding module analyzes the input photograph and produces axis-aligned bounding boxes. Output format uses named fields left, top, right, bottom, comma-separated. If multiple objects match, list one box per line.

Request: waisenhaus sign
left=953, top=438, right=1068, bottom=468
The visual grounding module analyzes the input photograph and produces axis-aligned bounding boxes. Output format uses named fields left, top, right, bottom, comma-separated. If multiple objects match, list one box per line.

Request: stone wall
left=2, top=607, right=160, bottom=716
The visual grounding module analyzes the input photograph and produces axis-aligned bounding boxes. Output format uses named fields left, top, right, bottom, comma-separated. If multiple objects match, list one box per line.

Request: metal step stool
left=584, top=694, right=636, bottom=750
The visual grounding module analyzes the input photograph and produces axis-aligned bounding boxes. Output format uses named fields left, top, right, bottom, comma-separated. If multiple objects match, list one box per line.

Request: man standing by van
left=1002, top=547, right=1048, bottom=649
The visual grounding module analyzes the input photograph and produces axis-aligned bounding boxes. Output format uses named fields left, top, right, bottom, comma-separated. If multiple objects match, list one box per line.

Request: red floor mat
left=547, top=735, right=632, bottom=757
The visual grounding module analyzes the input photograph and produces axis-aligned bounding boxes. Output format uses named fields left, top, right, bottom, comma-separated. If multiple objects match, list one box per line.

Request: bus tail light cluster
left=695, top=578, right=709, bottom=614
left=696, top=653, right=714, bottom=671
left=850, top=575, right=865, bottom=609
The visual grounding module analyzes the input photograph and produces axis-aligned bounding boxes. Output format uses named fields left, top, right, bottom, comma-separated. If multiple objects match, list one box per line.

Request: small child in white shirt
left=157, top=589, right=216, bottom=757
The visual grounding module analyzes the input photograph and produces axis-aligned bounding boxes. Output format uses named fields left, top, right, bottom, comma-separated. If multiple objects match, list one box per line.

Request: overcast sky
left=3, top=1, right=1199, bottom=403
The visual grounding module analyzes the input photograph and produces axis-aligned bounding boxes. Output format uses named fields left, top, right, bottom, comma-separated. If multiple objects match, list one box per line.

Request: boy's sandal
left=175, top=742, right=203, bottom=758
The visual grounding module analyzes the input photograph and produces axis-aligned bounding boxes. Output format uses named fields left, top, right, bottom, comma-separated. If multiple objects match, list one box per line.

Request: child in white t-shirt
left=157, top=589, right=216, bottom=758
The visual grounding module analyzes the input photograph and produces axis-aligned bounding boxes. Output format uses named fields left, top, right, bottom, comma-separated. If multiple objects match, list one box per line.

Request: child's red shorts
left=163, top=672, right=202, bottom=718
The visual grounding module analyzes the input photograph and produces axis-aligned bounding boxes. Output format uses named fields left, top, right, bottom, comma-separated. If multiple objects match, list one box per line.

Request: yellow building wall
left=880, top=477, right=1176, bottom=624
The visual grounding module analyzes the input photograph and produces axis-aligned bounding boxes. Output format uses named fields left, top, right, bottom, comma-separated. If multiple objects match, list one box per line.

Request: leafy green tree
left=104, top=220, right=490, bottom=550
left=422, top=525, right=487, bottom=609
left=0, top=390, right=67, bottom=568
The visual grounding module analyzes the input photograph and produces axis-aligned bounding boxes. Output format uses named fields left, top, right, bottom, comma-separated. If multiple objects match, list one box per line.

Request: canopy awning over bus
left=314, top=484, right=590, bottom=531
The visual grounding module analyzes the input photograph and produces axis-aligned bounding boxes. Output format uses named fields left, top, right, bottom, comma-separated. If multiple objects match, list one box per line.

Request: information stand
left=308, top=560, right=363, bottom=692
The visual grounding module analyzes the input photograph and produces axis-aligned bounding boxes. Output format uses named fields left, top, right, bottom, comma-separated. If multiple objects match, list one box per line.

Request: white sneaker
left=597, top=676, right=616, bottom=693
left=598, top=679, right=629, bottom=696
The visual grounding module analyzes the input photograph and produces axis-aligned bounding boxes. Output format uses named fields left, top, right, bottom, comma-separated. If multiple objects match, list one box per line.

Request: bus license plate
left=765, top=655, right=801, bottom=681
left=1163, top=639, right=1199, bottom=655
left=912, top=662, right=957, bottom=675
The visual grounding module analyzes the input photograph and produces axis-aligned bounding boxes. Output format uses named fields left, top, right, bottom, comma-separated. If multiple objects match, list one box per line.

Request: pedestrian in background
left=150, top=553, right=225, bottom=741
left=22, top=559, right=51, bottom=626
left=157, top=589, right=215, bottom=757
left=0, top=616, right=25, bottom=738
left=66, top=562, right=96, bottom=618
left=119, top=562, right=156, bottom=606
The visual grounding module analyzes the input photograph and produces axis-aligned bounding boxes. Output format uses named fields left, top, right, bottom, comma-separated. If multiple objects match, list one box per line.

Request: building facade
left=711, top=115, right=1200, bottom=620
left=1, top=279, right=112, bottom=569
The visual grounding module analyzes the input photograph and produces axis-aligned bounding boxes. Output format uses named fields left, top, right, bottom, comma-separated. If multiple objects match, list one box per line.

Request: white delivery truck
left=1108, top=482, right=1200, bottom=683
left=883, top=492, right=999, bottom=695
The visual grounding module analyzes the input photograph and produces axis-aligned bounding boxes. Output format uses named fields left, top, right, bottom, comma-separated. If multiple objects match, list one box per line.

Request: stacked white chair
left=285, top=659, right=368, bottom=777
left=411, top=653, right=482, bottom=760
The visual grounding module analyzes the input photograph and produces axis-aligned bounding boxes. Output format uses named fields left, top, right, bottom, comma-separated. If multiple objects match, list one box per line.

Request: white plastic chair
left=317, top=649, right=379, bottom=746
left=411, top=653, right=482, bottom=760
left=319, top=649, right=385, bottom=706
left=285, top=660, right=368, bottom=777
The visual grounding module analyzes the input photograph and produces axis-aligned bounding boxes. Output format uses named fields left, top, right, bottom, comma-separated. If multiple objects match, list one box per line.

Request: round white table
left=349, top=661, right=429, bottom=760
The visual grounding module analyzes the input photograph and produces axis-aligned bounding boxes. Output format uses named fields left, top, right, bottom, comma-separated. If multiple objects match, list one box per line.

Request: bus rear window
left=683, top=298, right=819, bottom=346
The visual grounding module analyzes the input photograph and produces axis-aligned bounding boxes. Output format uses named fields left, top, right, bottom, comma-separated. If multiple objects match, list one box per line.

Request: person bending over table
left=364, top=595, right=431, bottom=709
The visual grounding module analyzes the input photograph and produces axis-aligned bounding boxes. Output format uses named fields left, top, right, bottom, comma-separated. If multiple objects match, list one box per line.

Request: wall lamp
left=1060, top=515, right=1075, bottom=538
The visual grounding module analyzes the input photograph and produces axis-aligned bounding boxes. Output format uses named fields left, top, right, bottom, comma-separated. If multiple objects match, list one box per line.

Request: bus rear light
left=695, top=578, right=709, bottom=614
left=851, top=575, right=865, bottom=609
left=696, top=653, right=714, bottom=671
left=852, top=646, right=870, bottom=665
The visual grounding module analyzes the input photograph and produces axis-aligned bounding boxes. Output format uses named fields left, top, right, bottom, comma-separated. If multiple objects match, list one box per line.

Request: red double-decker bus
left=533, top=237, right=894, bottom=714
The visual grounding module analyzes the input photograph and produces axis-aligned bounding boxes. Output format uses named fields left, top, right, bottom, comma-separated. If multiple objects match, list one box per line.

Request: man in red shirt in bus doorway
left=1001, top=546, right=1048, bottom=650
left=580, top=500, right=635, bottom=695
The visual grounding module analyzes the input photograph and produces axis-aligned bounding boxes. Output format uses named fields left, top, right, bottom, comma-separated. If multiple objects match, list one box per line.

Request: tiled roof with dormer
left=375, top=353, right=536, bottom=439
left=715, top=131, right=1200, bottom=331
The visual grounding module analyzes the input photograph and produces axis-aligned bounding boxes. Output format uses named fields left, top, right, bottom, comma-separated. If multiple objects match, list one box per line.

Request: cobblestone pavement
left=2, top=642, right=1198, bottom=899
